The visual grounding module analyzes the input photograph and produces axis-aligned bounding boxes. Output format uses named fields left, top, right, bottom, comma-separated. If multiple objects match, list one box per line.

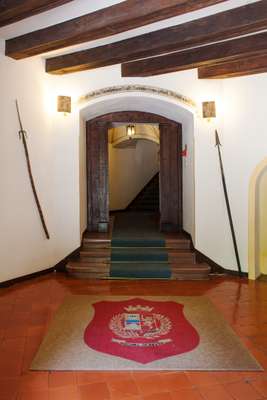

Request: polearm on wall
left=15, top=100, right=50, bottom=240
left=215, top=130, right=241, bottom=276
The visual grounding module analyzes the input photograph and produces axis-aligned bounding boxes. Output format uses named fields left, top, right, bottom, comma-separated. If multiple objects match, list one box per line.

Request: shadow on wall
left=249, top=158, right=267, bottom=279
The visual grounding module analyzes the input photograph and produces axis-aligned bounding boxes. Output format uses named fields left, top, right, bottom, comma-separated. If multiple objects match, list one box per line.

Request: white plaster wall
left=109, top=140, right=159, bottom=211
left=0, top=54, right=220, bottom=282
left=256, top=169, right=267, bottom=275
left=73, top=67, right=267, bottom=274
left=0, top=41, right=80, bottom=282
left=217, top=74, right=267, bottom=273
left=2, top=37, right=267, bottom=281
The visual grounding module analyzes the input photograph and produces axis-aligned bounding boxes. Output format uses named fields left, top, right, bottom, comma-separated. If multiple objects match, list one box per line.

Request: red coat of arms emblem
left=84, top=298, right=199, bottom=364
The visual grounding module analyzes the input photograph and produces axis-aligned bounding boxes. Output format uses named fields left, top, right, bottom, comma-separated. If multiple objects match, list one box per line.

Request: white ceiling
left=0, top=0, right=260, bottom=59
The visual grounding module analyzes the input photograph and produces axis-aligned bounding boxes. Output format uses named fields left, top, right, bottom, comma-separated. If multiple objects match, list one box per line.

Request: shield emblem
left=84, top=298, right=200, bottom=364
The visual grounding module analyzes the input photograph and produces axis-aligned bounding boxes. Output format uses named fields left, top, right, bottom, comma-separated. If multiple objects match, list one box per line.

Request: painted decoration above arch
left=79, top=85, right=196, bottom=110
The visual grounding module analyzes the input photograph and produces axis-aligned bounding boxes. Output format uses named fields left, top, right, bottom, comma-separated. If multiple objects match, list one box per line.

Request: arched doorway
left=249, top=158, right=267, bottom=279
left=78, top=90, right=195, bottom=242
left=86, top=111, right=182, bottom=233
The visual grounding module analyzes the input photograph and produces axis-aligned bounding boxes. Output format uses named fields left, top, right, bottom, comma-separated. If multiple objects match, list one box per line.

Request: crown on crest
left=124, top=305, right=153, bottom=312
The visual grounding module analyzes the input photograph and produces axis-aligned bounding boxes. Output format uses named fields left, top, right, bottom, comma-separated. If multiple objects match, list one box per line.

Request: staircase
left=166, top=235, right=211, bottom=280
left=66, top=231, right=211, bottom=280
left=67, top=233, right=111, bottom=279
left=127, top=172, right=159, bottom=212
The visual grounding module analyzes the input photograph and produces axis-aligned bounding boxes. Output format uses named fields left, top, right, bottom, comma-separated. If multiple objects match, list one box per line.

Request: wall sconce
left=57, top=95, right=71, bottom=115
left=126, top=125, right=135, bottom=138
left=202, top=101, right=216, bottom=121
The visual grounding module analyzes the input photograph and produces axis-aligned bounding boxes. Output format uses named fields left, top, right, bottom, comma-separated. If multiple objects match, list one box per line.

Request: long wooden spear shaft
left=215, top=130, right=241, bottom=275
left=15, top=100, right=50, bottom=240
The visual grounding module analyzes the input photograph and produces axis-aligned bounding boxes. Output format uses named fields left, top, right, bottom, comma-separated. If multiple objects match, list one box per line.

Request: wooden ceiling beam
left=198, top=55, right=267, bottom=79
left=0, top=0, right=73, bottom=27
left=46, top=1, right=267, bottom=75
left=6, top=0, right=225, bottom=60
left=121, top=31, right=267, bottom=77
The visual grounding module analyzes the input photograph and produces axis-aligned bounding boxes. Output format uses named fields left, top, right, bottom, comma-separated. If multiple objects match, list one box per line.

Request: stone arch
left=249, top=158, right=267, bottom=279
left=78, top=89, right=196, bottom=243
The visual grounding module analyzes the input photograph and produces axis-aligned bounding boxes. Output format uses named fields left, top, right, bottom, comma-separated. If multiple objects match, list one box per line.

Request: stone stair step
left=80, top=248, right=111, bottom=262
left=111, top=247, right=168, bottom=262
left=66, top=259, right=109, bottom=279
left=67, top=260, right=109, bottom=270
left=80, top=249, right=111, bottom=256
left=80, top=255, right=110, bottom=263
left=82, top=240, right=111, bottom=249
left=126, top=173, right=159, bottom=212
left=66, top=227, right=212, bottom=281
left=171, top=273, right=210, bottom=280
left=171, top=263, right=211, bottom=280
left=168, top=251, right=196, bottom=263
left=68, top=271, right=108, bottom=279
left=171, top=263, right=210, bottom=271
left=66, top=259, right=211, bottom=280
left=83, top=237, right=111, bottom=243
left=165, top=240, right=191, bottom=250
left=110, top=261, right=169, bottom=265
left=67, top=267, right=109, bottom=274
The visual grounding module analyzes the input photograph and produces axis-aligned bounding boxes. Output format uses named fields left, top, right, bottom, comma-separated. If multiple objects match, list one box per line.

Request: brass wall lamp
left=57, top=95, right=71, bottom=115
left=202, top=101, right=216, bottom=121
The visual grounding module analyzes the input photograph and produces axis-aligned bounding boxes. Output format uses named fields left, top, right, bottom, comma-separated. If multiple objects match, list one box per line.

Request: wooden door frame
left=86, top=111, right=183, bottom=232
left=86, top=120, right=109, bottom=232
left=159, top=122, right=183, bottom=232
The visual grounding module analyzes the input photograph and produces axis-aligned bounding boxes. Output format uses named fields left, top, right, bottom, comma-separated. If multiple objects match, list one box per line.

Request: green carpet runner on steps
left=110, top=212, right=171, bottom=279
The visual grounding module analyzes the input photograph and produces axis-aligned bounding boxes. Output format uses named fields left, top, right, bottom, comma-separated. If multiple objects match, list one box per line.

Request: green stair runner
left=110, top=263, right=170, bottom=278
left=110, top=212, right=171, bottom=279
left=112, top=239, right=165, bottom=247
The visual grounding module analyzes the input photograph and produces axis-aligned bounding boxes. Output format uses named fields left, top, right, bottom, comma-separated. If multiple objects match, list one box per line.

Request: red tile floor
left=1, top=273, right=267, bottom=400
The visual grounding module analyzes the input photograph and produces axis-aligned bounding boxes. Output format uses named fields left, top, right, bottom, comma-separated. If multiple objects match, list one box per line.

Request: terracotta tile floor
left=1, top=274, right=267, bottom=399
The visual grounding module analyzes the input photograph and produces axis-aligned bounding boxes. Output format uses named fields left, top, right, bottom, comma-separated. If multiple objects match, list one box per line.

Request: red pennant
left=182, top=144, right=188, bottom=157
